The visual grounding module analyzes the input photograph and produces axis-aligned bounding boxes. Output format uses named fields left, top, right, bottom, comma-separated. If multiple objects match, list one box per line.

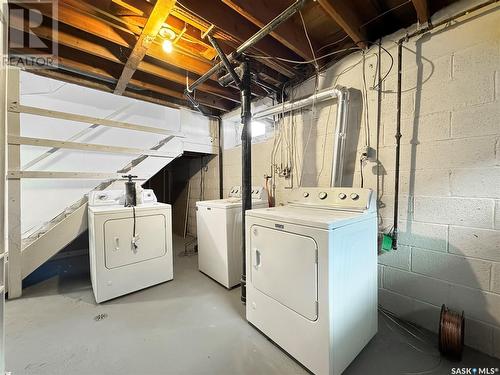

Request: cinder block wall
left=185, top=155, right=220, bottom=236
left=219, top=1, right=500, bottom=358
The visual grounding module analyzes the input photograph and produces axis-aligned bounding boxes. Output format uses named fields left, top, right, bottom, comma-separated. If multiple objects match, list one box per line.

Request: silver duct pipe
left=330, top=88, right=349, bottom=187
left=253, top=86, right=350, bottom=188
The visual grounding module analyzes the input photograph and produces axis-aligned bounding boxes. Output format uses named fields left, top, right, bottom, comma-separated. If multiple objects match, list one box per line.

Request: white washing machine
left=196, top=186, right=268, bottom=288
left=88, top=189, right=173, bottom=303
left=246, top=187, right=377, bottom=375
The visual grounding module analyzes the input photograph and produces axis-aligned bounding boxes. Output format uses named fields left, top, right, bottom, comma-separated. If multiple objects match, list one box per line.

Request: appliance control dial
left=350, top=193, right=360, bottom=200
left=318, top=192, right=328, bottom=200
left=303, top=192, right=309, bottom=198
left=338, top=193, right=347, bottom=200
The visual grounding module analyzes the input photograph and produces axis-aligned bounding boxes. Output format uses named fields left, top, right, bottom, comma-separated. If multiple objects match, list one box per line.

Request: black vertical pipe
left=218, top=117, right=224, bottom=199
left=240, top=59, right=252, bottom=304
left=393, top=42, right=403, bottom=250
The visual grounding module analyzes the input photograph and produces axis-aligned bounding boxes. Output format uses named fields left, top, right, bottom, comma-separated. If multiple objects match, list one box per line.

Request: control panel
left=88, top=190, right=125, bottom=206
left=287, top=188, right=374, bottom=211
left=228, top=186, right=268, bottom=200
left=89, top=189, right=158, bottom=206
left=141, top=189, right=157, bottom=204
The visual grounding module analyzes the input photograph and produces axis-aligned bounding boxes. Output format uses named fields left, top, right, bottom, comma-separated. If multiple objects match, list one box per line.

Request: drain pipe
left=390, top=0, right=499, bottom=250
left=240, top=59, right=252, bottom=304
left=392, top=42, right=403, bottom=250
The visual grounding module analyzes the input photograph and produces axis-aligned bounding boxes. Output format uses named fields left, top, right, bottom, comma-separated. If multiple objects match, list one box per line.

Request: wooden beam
left=221, top=0, right=315, bottom=60
left=78, top=0, right=294, bottom=78
left=114, top=0, right=177, bottom=94
left=11, top=40, right=234, bottom=111
left=317, top=0, right=367, bottom=48
left=8, top=103, right=182, bottom=136
left=175, top=0, right=298, bottom=77
left=411, top=0, right=429, bottom=23
left=8, top=136, right=179, bottom=158
left=7, top=171, right=125, bottom=179
left=6, top=68, right=22, bottom=299
left=12, top=2, right=219, bottom=80
left=8, top=11, right=241, bottom=103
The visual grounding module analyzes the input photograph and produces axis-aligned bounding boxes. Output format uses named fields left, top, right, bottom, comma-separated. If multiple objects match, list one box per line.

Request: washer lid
left=89, top=202, right=170, bottom=215
left=196, top=198, right=268, bottom=209
left=246, top=205, right=373, bottom=230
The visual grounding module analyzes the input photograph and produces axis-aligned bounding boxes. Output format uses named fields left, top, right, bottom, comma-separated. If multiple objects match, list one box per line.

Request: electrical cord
left=243, top=46, right=362, bottom=65
left=299, top=10, right=319, bottom=71
left=132, top=205, right=138, bottom=250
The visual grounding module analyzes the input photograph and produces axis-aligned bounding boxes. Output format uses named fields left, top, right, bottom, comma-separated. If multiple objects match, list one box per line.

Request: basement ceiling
left=9, top=0, right=459, bottom=115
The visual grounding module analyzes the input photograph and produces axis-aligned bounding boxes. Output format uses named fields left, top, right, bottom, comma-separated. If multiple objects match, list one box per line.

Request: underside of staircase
left=8, top=136, right=182, bottom=297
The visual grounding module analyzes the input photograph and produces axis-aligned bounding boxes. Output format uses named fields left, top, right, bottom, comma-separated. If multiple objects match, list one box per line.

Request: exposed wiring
left=372, top=43, right=394, bottom=90
left=131, top=205, right=138, bottom=251
left=316, top=34, right=350, bottom=53
left=359, top=0, right=413, bottom=29
left=299, top=11, right=319, bottom=71
left=244, top=46, right=362, bottom=65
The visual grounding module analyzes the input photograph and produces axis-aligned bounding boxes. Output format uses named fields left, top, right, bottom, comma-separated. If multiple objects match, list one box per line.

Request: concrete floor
left=6, top=236, right=500, bottom=375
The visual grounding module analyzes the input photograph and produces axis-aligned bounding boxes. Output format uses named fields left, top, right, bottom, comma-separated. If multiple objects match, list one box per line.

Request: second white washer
left=196, top=186, right=268, bottom=288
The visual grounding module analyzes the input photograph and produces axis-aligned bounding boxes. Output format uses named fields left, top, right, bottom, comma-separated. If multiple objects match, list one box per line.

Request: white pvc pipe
left=253, top=86, right=350, bottom=188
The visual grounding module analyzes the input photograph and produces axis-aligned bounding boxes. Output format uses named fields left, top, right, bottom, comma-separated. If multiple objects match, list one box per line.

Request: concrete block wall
left=185, top=155, right=220, bottom=236
left=218, top=0, right=500, bottom=358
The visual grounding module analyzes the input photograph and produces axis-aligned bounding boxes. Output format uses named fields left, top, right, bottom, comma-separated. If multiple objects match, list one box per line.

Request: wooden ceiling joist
left=221, top=0, right=316, bottom=61
left=177, top=0, right=298, bottom=77
left=317, top=0, right=367, bottom=48
left=411, top=0, right=429, bottom=24
left=43, top=50, right=233, bottom=111
left=114, top=0, right=177, bottom=95
left=8, top=9, right=240, bottom=105
left=14, top=2, right=219, bottom=80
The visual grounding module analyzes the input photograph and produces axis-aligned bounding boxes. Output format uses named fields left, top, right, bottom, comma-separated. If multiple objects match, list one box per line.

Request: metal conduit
left=186, top=0, right=309, bottom=93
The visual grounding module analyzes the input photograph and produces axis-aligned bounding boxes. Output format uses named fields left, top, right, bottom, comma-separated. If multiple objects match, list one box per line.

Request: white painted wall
left=220, top=0, right=500, bottom=358
left=17, top=71, right=216, bottom=237
left=0, top=0, right=7, bottom=370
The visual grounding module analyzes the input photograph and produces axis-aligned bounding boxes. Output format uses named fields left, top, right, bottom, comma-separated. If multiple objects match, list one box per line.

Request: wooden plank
left=221, top=0, right=315, bottom=60
left=114, top=0, right=177, bottom=95
left=8, top=103, right=181, bottom=136
left=173, top=0, right=298, bottom=77
left=9, top=12, right=240, bottom=102
left=7, top=171, right=126, bottom=179
left=13, top=2, right=219, bottom=80
left=21, top=204, right=88, bottom=278
left=8, top=136, right=179, bottom=158
left=411, top=0, right=429, bottom=23
left=6, top=68, right=21, bottom=299
left=317, top=0, right=367, bottom=48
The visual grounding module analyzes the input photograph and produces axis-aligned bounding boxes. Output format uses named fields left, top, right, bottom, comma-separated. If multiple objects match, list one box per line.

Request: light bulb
left=162, top=39, right=173, bottom=53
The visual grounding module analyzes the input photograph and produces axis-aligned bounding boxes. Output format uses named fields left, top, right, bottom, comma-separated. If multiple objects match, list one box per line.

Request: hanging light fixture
left=159, top=27, right=176, bottom=54
left=162, top=39, right=173, bottom=53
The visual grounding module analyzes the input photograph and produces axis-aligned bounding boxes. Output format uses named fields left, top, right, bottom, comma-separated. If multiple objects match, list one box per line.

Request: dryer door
left=104, top=214, right=166, bottom=269
left=250, top=225, right=318, bottom=321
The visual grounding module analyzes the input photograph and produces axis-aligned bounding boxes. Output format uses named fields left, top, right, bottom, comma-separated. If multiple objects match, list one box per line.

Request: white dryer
left=88, top=189, right=173, bottom=303
left=246, top=188, right=377, bottom=375
left=196, top=186, right=268, bottom=288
